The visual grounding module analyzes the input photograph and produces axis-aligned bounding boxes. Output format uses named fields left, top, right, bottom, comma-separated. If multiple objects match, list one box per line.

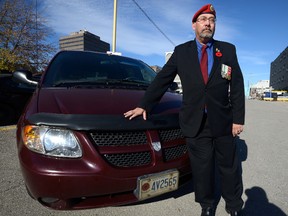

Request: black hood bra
left=28, top=113, right=180, bottom=131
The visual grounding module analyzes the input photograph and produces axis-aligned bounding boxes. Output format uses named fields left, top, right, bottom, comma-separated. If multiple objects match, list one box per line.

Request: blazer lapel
left=208, top=41, right=221, bottom=82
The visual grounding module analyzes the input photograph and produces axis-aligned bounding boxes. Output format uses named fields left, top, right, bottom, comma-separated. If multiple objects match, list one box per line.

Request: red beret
left=192, top=4, right=216, bottom=23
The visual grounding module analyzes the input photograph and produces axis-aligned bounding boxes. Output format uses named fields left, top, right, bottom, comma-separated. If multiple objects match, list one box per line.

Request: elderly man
left=124, top=4, right=245, bottom=216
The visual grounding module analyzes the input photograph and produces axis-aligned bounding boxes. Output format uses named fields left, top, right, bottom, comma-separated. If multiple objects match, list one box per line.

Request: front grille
left=159, top=128, right=187, bottom=162
left=90, top=131, right=147, bottom=146
left=163, top=144, right=188, bottom=161
left=159, top=128, right=184, bottom=142
left=103, top=152, right=151, bottom=167
left=90, top=128, right=187, bottom=168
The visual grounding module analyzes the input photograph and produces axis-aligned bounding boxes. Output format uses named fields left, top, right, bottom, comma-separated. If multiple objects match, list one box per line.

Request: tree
left=0, top=0, right=56, bottom=73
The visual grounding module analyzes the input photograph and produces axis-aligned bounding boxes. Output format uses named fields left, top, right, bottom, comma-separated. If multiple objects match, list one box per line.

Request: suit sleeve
left=138, top=49, right=178, bottom=112
left=229, top=45, right=245, bottom=125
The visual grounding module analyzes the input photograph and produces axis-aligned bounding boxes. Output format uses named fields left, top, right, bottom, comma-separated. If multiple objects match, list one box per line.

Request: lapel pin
left=215, top=48, right=222, bottom=57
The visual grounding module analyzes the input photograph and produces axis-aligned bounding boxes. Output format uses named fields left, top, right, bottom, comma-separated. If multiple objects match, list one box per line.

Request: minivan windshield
left=42, top=51, right=157, bottom=88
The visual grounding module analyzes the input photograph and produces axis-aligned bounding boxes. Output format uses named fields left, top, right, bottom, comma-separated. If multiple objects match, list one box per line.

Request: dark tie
left=200, top=45, right=208, bottom=84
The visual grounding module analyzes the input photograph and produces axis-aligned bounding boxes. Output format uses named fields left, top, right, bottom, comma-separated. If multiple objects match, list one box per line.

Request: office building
left=270, top=47, right=288, bottom=90
left=59, top=30, right=110, bottom=52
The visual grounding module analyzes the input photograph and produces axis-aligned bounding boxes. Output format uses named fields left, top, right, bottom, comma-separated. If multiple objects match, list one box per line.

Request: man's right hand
left=124, top=107, right=147, bottom=120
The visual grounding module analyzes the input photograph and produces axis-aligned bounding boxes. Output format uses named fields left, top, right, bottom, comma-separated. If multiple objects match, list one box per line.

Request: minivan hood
left=37, top=88, right=182, bottom=115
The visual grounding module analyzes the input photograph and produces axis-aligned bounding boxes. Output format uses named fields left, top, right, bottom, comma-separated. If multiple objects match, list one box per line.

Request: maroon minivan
left=14, top=51, right=191, bottom=210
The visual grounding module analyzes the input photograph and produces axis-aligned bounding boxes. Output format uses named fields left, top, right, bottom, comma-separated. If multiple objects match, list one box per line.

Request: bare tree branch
left=0, top=0, right=56, bottom=73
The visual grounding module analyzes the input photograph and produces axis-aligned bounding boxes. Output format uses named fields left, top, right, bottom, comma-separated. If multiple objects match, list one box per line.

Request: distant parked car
left=0, top=71, right=38, bottom=126
left=14, top=51, right=191, bottom=210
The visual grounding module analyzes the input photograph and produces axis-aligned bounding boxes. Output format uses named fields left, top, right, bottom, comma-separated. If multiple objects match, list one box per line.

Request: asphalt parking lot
left=0, top=99, right=287, bottom=216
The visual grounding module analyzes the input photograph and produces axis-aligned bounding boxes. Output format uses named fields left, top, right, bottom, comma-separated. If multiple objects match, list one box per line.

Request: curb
left=0, top=125, right=16, bottom=131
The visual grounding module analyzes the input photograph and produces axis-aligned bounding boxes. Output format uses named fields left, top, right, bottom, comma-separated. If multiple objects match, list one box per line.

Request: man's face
left=192, top=14, right=216, bottom=42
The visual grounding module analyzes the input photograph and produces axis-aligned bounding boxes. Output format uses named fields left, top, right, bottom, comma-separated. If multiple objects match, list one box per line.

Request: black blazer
left=139, top=40, right=245, bottom=137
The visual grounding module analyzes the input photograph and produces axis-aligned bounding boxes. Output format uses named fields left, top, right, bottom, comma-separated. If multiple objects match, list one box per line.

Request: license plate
left=134, top=169, right=179, bottom=201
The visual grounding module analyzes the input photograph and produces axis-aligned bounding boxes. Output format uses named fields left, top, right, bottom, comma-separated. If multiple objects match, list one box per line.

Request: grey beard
left=200, top=32, right=213, bottom=39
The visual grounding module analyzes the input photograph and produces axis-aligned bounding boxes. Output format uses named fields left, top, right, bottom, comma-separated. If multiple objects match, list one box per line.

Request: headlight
left=22, top=125, right=82, bottom=158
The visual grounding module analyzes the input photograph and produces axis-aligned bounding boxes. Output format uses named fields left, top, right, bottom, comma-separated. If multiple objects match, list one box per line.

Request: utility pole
left=112, top=0, right=118, bottom=52
left=35, top=0, right=39, bottom=71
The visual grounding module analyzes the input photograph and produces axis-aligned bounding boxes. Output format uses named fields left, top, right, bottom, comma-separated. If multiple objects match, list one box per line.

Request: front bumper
left=17, top=126, right=191, bottom=210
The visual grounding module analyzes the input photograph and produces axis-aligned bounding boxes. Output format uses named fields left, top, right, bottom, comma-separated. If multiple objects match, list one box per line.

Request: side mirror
left=169, top=82, right=179, bottom=91
left=12, top=70, right=38, bottom=86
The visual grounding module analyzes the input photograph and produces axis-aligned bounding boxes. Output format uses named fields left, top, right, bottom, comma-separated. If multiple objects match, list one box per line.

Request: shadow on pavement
left=137, top=137, right=288, bottom=215
left=236, top=138, right=286, bottom=216
left=243, top=186, right=287, bottom=216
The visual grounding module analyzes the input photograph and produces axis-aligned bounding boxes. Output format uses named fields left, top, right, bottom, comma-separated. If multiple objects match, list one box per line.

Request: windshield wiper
left=52, top=79, right=150, bottom=88
left=119, top=79, right=150, bottom=86
left=53, top=82, right=80, bottom=87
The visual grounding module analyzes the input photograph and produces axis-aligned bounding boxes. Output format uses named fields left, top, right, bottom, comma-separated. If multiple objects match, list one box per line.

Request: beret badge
left=210, top=5, right=215, bottom=12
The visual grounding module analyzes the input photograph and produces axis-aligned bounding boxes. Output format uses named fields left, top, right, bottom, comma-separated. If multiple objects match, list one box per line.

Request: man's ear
left=192, top=22, right=196, bottom=31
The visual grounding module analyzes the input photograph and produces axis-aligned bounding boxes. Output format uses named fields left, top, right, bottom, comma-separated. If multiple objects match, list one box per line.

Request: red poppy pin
left=215, top=48, right=222, bottom=57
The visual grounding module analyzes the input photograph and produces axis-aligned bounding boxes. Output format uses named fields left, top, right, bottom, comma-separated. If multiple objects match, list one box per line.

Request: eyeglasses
left=196, top=17, right=216, bottom=24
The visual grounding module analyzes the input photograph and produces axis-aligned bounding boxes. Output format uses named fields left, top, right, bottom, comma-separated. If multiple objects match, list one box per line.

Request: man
left=124, top=4, right=245, bottom=216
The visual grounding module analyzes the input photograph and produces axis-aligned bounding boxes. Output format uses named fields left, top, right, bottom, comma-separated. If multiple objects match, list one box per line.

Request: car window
left=42, top=51, right=156, bottom=87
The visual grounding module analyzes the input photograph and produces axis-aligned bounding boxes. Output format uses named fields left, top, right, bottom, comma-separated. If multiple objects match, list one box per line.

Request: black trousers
left=186, top=114, right=243, bottom=211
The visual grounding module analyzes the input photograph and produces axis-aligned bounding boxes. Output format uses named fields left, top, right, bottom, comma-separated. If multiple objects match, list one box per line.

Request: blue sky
left=41, top=0, right=288, bottom=88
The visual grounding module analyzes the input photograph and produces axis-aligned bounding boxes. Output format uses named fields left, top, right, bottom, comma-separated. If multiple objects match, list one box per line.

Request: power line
left=131, top=0, right=176, bottom=47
